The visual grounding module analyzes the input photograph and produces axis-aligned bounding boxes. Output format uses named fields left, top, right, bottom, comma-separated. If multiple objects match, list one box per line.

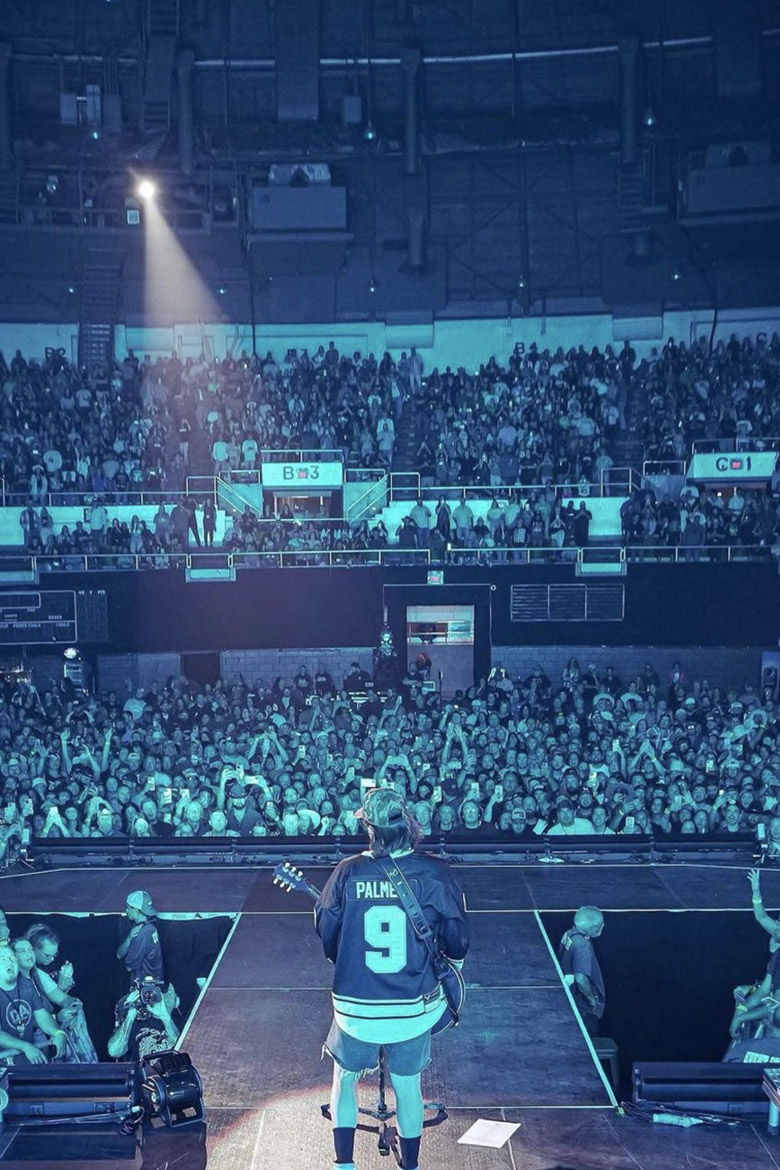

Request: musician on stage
left=314, top=785, right=469, bottom=1170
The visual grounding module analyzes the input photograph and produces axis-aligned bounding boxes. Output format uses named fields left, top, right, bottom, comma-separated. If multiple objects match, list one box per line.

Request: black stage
left=0, top=857, right=780, bottom=1169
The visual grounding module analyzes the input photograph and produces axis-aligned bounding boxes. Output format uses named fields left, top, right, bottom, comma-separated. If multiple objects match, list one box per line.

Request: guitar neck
left=298, top=878, right=322, bottom=902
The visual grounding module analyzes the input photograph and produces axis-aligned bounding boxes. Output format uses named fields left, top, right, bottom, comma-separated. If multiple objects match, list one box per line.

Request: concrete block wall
left=96, top=652, right=182, bottom=695
left=492, top=645, right=765, bottom=694
left=220, top=647, right=374, bottom=687
left=27, top=655, right=69, bottom=689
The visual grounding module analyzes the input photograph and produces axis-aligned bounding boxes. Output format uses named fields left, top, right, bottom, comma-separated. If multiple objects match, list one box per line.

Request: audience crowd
left=0, top=658, right=775, bottom=851
left=4, top=332, right=780, bottom=569
left=642, top=333, right=780, bottom=464
left=620, top=483, right=780, bottom=553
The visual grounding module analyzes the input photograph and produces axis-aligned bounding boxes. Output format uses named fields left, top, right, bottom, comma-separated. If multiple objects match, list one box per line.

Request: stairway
left=613, top=374, right=648, bottom=470
left=78, top=248, right=122, bottom=370
left=617, top=160, right=647, bottom=236
left=187, top=427, right=214, bottom=476
left=390, top=401, right=419, bottom=472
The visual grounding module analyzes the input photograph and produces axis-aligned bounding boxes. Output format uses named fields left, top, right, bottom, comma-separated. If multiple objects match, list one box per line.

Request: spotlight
left=137, top=179, right=157, bottom=200
left=217, top=286, right=226, bottom=296
left=363, top=122, right=377, bottom=142
left=517, top=275, right=526, bottom=290
left=368, top=277, right=377, bottom=294
left=67, top=286, right=75, bottom=295
left=671, top=266, right=681, bottom=282
left=643, top=106, right=656, bottom=128
left=90, top=129, right=100, bottom=140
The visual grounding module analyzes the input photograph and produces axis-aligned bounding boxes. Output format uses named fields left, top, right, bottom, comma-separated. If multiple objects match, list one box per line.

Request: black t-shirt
left=0, top=975, right=48, bottom=1048
left=124, top=919, right=165, bottom=984
left=558, top=928, right=605, bottom=1018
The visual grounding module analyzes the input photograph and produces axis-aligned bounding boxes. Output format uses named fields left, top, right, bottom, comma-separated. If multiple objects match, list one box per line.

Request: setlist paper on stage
left=457, top=1119, right=521, bottom=1148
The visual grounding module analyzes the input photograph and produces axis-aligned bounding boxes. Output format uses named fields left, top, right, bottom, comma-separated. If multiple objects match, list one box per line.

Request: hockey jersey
left=315, top=849, right=469, bottom=1043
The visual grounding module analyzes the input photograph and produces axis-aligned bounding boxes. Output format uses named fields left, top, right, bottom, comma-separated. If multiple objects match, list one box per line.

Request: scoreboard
left=0, top=592, right=77, bottom=644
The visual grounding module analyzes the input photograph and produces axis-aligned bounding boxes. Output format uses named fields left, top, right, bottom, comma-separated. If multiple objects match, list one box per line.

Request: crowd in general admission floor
left=0, top=658, right=777, bottom=851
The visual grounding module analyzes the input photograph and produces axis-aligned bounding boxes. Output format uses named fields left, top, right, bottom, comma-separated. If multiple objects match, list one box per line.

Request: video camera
left=132, top=976, right=164, bottom=1015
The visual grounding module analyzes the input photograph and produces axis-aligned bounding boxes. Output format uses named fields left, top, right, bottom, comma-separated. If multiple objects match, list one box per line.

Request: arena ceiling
left=0, top=0, right=777, bottom=321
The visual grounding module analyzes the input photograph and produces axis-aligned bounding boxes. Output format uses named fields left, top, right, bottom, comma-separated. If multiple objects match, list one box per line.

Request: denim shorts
left=323, top=1018, right=432, bottom=1076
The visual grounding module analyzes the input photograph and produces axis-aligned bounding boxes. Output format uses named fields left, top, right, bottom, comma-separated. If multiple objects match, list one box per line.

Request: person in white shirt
left=547, top=802, right=596, bottom=835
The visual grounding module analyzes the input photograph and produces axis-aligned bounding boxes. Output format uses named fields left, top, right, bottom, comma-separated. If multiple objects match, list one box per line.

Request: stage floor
left=0, top=857, right=779, bottom=1169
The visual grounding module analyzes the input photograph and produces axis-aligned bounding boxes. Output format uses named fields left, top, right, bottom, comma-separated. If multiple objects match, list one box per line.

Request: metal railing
left=642, top=460, right=688, bottom=477
left=692, top=437, right=780, bottom=454
left=257, top=448, right=343, bottom=464
left=2, top=478, right=217, bottom=509
left=390, top=472, right=637, bottom=504
left=20, top=539, right=776, bottom=574
left=621, top=542, right=774, bottom=563
left=346, top=474, right=389, bottom=524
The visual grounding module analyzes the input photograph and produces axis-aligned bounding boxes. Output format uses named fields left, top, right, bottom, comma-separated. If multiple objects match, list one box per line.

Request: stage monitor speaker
left=633, top=1061, right=769, bottom=1117
left=3, top=1061, right=140, bottom=1120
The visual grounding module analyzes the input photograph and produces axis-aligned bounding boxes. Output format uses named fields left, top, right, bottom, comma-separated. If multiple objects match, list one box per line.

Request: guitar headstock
left=272, top=860, right=320, bottom=900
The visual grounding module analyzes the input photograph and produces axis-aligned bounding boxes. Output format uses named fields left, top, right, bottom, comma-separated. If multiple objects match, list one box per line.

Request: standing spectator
left=202, top=496, right=217, bottom=547
left=573, top=501, right=593, bottom=548
left=558, top=906, right=606, bottom=1036
left=170, top=500, right=190, bottom=548
left=19, top=505, right=38, bottom=550
left=408, top=499, right=432, bottom=547
left=116, top=890, right=165, bottom=988
left=89, top=499, right=107, bottom=553
left=452, top=496, right=474, bottom=544
left=184, top=494, right=201, bottom=548
left=409, top=347, right=424, bottom=396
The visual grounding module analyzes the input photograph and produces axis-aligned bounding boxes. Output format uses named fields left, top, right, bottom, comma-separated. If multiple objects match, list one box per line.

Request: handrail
left=642, top=460, right=687, bottom=477
left=26, top=540, right=775, bottom=573
left=216, top=476, right=258, bottom=518
left=622, top=542, right=772, bottom=563
left=391, top=477, right=624, bottom=502
left=346, top=475, right=389, bottom=524
left=691, top=437, right=780, bottom=454
left=258, top=448, right=343, bottom=463
left=4, top=487, right=215, bottom=509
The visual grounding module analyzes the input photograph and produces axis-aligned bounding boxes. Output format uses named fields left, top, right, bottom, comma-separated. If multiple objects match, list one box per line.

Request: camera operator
left=107, top=977, right=180, bottom=1062
left=0, top=946, right=67, bottom=1065
left=117, top=891, right=165, bottom=987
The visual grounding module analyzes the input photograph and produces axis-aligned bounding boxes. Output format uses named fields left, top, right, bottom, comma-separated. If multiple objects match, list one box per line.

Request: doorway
left=406, top=604, right=475, bottom=698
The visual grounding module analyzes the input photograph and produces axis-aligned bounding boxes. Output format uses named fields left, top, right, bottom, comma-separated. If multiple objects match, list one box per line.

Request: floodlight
left=137, top=179, right=157, bottom=200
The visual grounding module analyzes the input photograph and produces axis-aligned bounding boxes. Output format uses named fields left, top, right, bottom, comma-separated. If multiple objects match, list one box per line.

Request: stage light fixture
left=363, top=122, right=377, bottom=141
left=137, top=179, right=157, bottom=200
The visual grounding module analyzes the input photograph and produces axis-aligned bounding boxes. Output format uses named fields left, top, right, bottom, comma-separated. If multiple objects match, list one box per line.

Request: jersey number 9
left=363, top=905, right=408, bottom=974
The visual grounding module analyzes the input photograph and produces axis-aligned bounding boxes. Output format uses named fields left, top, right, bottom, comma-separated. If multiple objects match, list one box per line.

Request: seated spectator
left=14, top=931, right=97, bottom=1063
left=0, top=945, right=67, bottom=1065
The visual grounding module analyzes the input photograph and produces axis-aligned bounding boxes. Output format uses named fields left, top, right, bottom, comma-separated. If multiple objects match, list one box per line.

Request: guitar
left=272, top=860, right=465, bottom=1035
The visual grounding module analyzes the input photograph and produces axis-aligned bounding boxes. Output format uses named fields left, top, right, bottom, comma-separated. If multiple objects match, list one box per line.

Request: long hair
left=365, top=810, right=424, bottom=858
left=24, top=922, right=59, bottom=949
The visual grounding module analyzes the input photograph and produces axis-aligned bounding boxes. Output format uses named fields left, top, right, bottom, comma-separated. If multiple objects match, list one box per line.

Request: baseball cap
left=356, top=786, right=409, bottom=828
left=126, top=890, right=156, bottom=917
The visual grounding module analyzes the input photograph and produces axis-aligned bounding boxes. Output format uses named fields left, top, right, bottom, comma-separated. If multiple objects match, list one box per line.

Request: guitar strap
left=375, top=858, right=449, bottom=983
